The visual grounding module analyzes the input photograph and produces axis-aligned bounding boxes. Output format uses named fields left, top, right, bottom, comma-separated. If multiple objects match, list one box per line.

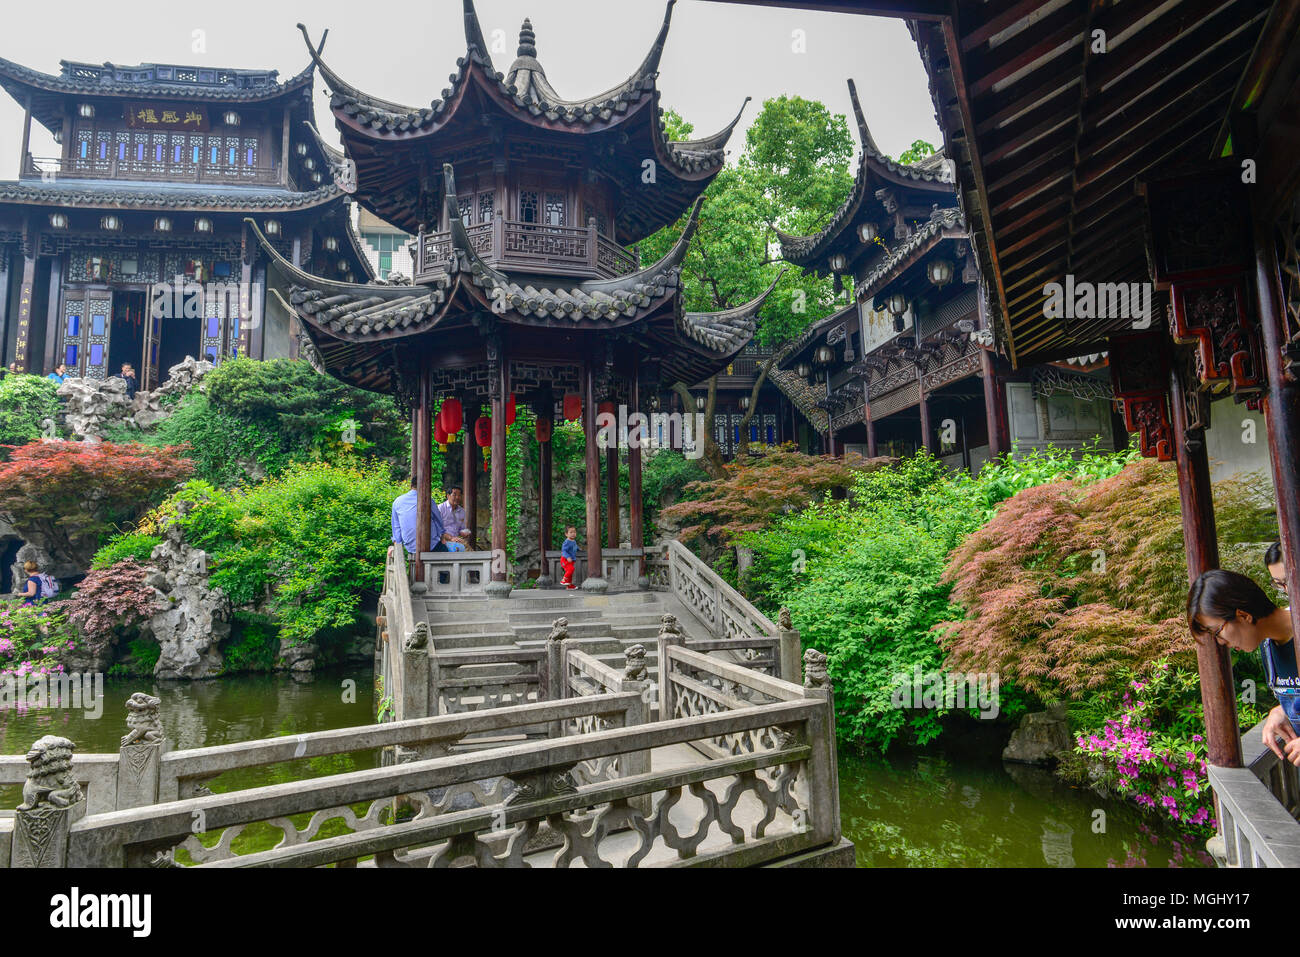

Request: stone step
left=512, top=621, right=613, bottom=641
left=430, top=631, right=521, bottom=650
left=505, top=607, right=605, bottom=625
left=611, top=624, right=663, bottom=642
left=420, top=618, right=513, bottom=636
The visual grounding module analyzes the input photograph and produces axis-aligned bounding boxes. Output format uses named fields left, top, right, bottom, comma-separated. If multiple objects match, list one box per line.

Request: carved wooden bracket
left=1110, top=332, right=1174, bottom=462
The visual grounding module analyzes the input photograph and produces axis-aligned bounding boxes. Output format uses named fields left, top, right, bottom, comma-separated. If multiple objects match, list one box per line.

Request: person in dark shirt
left=1188, top=569, right=1296, bottom=762
left=120, top=362, right=138, bottom=399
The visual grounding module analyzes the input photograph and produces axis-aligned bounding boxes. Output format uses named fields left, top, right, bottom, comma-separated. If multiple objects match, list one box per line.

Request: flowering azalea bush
left=1067, top=660, right=1266, bottom=834
left=0, top=601, right=78, bottom=679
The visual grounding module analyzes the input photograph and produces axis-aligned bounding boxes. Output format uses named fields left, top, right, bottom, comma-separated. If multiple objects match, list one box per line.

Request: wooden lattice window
left=520, top=190, right=539, bottom=225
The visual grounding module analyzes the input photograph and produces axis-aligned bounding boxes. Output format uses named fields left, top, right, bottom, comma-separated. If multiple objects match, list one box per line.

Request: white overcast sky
left=0, top=0, right=942, bottom=179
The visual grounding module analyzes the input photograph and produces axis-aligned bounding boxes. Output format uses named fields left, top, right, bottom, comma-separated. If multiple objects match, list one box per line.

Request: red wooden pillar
left=488, top=354, right=510, bottom=595
left=605, top=443, right=620, bottom=548
left=1169, top=362, right=1241, bottom=769
left=537, top=425, right=553, bottom=585
left=462, top=393, right=478, bottom=549
left=582, top=361, right=607, bottom=592
left=980, top=350, right=1008, bottom=458
left=1253, top=223, right=1300, bottom=670
left=413, top=364, right=433, bottom=584
left=629, top=362, right=645, bottom=584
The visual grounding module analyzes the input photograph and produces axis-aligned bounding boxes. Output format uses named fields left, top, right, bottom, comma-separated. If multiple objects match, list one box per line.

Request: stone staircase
left=414, top=589, right=694, bottom=680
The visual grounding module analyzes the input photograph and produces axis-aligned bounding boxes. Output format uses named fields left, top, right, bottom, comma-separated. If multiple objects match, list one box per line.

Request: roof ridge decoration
left=296, top=22, right=422, bottom=118
left=674, top=96, right=752, bottom=153
left=777, top=78, right=954, bottom=268
left=464, top=0, right=495, bottom=70
left=303, top=121, right=356, bottom=193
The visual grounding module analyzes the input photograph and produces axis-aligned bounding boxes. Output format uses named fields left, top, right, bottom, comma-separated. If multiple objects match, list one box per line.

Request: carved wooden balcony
left=414, top=215, right=640, bottom=283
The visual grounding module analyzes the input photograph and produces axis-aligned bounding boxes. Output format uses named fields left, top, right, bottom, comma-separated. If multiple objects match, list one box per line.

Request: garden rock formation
left=56, top=375, right=131, bottom=441
left=1002, top=702, right=1072, bottom=765
left=143, top=504, right=230, bottom=680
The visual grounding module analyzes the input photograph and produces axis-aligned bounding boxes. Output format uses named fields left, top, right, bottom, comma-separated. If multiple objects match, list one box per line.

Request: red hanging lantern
left=563, top=393, right=582, bottom=421
left=598, top=400, right=616, bottom=418
left=474, top=416, right=492, bottom=448
left=535, top=418, right=552, bottom=443
left=434, top=420, right=448, bottom=445
left=440, top=397, right=463, bottom=435
left=506, top=394, right=517, bottom=426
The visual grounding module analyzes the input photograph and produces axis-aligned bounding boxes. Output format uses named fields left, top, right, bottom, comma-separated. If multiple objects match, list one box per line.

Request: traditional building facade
left=0, top=54, right=370, bottom=388
left=775, top=80, right=1119, bottom=470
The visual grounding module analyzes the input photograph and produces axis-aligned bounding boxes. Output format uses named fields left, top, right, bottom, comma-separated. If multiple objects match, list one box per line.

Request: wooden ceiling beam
left=968, top=5, right=1087, bottom=99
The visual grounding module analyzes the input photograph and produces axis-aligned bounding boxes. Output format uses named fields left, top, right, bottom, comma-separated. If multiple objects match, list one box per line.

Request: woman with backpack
left=18, top=560, right=58, bottom=606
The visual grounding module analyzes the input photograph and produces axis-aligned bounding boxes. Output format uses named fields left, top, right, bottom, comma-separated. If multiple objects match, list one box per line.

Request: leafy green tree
left=0, top=373, right=59, bottom=451
left=641, top=100, right=854, bottom=474
left=896, top=139, right=937, bottom=165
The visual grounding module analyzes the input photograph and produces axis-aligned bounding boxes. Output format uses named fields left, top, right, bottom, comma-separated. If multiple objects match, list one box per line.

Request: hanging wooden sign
left=125, top=103, right=210, bottom=132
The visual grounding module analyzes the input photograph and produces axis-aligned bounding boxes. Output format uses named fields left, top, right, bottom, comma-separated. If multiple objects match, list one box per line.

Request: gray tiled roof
left=853, top=206, right=965, bottom=299
left=0, top=56, right=314, bottom=101
left=0, top=179, right=345, bottom=212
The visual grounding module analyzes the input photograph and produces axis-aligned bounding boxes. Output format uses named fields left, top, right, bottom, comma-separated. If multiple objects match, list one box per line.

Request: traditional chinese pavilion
left=258, top=0, right=774, bottom=595
left=775, top=79, right=1120, bottom=468
left=0, top=54, right=371, bottom=387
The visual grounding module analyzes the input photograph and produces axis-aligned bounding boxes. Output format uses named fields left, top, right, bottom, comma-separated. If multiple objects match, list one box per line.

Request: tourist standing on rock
left=120, top=362, right=138, bottom=399
left=1188, top=569, right=1297, bottom=763
left=17, top=560, right=58, bottom=606
left=390, top=475, right=452, bottom=556
left=561, top=526, right=579, bottom=589
left=46, top=363, right=68, bottom=384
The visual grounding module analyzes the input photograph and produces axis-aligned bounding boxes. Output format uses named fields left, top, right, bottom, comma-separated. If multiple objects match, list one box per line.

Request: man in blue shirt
left=46, top=363, right=68, bottom=384
left=391, top=477, right=451, bottom=555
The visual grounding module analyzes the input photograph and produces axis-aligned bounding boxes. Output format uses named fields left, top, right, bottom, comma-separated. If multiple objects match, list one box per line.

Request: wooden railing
left=414, top=214, right=640, bottom=282
left=26, top=154, right=286, bottom=188
left=1207, top=719, right=1300, bottom=867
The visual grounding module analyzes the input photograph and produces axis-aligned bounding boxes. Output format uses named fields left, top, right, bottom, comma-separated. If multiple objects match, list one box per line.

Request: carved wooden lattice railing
left=56, top=696, right=835, bottom=868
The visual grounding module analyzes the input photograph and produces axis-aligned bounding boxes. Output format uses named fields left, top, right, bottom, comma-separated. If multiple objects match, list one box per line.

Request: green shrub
left=0, top=373, right=60, bottom=450
left=221, top=614, right=279, bottom=674
left=153, top=462, right=403, bottom=643
left=91, top=533, right=162, bottom=569
left=107, top=635, right=161, bottom=677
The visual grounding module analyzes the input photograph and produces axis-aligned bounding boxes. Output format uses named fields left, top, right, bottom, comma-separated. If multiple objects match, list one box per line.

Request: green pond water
left=0, top=667, right=1209, bottom=867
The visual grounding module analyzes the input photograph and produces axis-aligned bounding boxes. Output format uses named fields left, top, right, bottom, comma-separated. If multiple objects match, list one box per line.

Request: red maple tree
left=0, top=441, right=194, bottom=569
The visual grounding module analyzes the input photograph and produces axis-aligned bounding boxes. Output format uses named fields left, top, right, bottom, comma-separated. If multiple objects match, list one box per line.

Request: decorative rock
left=277, top=638, right=318, bottom=673
left=56, top=375, right=131, bottom=440
left=144, top=506, right=229, bottom=680
left=1002, top=702, right=1072, bottom=765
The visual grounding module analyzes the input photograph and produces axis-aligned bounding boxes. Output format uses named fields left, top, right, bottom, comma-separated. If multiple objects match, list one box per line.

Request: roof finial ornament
left=464, top=0, right=493, bottom=66
left=845, top=78, right=885, bottom=160
left=518, top=18, right=537, bottom=58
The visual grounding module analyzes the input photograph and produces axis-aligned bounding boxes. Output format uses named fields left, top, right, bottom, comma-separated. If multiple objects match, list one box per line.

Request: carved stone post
left=620, top=643, right=652, bottom=816
left=12, top=735, right=85, bottom=868
left=777, top=608, right=803, bottom=686
left=801, top=648, right=841, bottom=846
left=402, top=622, right=431, bottom=720
left=116, top=692, right=164, bottom=810
left=655, top=613, right=685, bottom=721
left=546, top=617, right=569, bottom=738
left=486, top=338, right=512, bottom=598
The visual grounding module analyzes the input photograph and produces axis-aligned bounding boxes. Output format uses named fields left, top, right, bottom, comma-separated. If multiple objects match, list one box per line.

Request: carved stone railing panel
left=411, top=551, right=495, bottom=596
left=543, top=548, right=643, bottom=590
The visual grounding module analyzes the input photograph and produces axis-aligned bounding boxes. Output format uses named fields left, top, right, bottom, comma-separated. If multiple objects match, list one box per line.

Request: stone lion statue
left=404, top=621, right=430, bottom=653
left=778, top=607, right=793, bottom=631
left=18, top=735, right=83, bottom=811
left=121, top=692, right=163, bottom=747
left=803, top=648, right=830, bottom=691
left=624, top=643, right=648, bottom=681
left=658, top=613, right=683, bottom=642
left=547, top=617, right=569, bottom=642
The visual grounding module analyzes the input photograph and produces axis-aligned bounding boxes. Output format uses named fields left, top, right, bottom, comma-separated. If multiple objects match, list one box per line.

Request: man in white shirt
left=437, top=486, right=470, bottom=541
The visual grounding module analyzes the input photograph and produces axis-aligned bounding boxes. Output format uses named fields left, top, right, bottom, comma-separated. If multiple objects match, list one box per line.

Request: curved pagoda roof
left=298, top=0, right=747, bottom=243
left=778, top=79, right=954, bottom=275
left=255, top=165, right=777, bottom=394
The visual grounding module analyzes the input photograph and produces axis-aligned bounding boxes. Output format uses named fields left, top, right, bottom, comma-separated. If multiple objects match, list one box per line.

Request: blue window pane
left=206, top=317, right=219, bottom=338
left=192, top=146, right=201, bottom=163
left=66, top=314, right=80, bottom=338
left=246, top=148, right=254, bottom=166
left=174, top=145, right=182, bottom=163
left=750, top=425, right=759, bottom=442
left=99, top=142, right=107, bottom=160
left=91, top=314, right=106, bottom=337
left=80, top=142, right=88, bottom=160
left=228, top=148, right=237, bottom=165
left=89, top=343, right=103, bottom=366
left=118, top=143, right=126, bottom=160
left=230, top=316, right=240, bottom=337
left=205, top=346, right=218, bottom=363
left=136, top=143, right=144, bottom=161
left=65, top=344, right=78, bottom=366
left=155, top=145, right=163, bottom=162
left=210, top=147, right=219, bottom=164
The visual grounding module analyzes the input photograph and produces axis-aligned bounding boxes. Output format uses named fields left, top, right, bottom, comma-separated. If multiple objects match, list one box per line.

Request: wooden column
left=582, top=361, right=607, bottom=592
left=1169, top=362, right=1240, bottom=769
left=605, top=440, right=620, bottom=548
left=462, top=394, right=478, bottom=548
left=413, top=364, right=433, bottom=584
left=14, top=239, right=36, bottom=372
left=980, top=350, right=1008, bottom=458
left=1253, top=222, right=1300, bottom=671
left=537, top=426, right=553, bottom=586
left=488, top=352, right=510, bottom=594
left=279, top=107, right=291, bottom=188
left=864, top=383, right=877, bottom=457
left=629, top=363, right=645, bottom=583
left=919, top=394, right=935, bottom=453
left=42, top=254, right=61, bottom=375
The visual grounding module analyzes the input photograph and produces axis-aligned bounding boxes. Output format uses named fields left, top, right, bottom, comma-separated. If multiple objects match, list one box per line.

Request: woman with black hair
left=1266, top=540, right=1286, bottom=597
left=1188, top=569, right=1297, bottom=763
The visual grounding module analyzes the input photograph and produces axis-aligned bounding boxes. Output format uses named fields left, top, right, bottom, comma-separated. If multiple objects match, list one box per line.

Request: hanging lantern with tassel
left=506, top=394, right=517, bottom=427
left=535, top=418, right=552, bottom=443
left=440, top=397, right=462, bottom=435
left=434, top=420, right=449, bottom=451
left=474, top=416, right=492, bottom=448
left=563, top=393, right=582, bottom=421
left=598, top=400, right=616, bottom=418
